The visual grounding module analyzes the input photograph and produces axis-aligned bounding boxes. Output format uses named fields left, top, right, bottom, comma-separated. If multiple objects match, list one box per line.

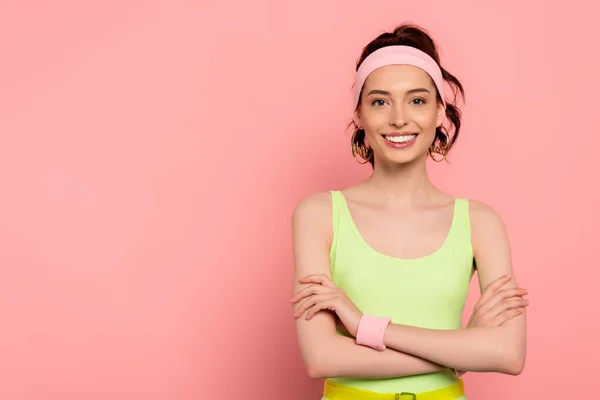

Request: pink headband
left=352, top=45, right=446, bottom=110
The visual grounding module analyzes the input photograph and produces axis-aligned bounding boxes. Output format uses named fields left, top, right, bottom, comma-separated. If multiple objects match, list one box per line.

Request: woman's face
left=355, top=64, right=445, bottom=166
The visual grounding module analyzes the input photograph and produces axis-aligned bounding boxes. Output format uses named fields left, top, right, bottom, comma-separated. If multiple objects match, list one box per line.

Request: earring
left=429, top=126, right=449, bottom=162
left=351, top=129, right=372, bottom=164
left=428, top=145, right=447, bottom=162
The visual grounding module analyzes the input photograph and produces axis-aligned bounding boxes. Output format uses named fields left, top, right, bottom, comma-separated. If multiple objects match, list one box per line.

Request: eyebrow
left=366, top=88, right=431, bottom=96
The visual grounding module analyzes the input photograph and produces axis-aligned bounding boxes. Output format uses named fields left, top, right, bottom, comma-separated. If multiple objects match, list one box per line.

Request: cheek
left=362, top=111, right=385, bottom=130
left=413, top=110, right=439, bottom=128
left=362, top=117, right=385, bottom=142
left=363, top=132, right=379, bottom=148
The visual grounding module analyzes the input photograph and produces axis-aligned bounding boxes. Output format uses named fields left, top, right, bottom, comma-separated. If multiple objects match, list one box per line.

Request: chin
left=379, top=148, right=426, bottom=165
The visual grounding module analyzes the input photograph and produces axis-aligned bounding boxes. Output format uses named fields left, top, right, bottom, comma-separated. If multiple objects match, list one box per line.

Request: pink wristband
left=355, top=314, right=391, bottom=351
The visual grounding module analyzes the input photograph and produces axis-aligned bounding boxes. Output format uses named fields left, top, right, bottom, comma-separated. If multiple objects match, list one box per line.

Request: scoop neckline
left=336, top=191, right=458, bottom=263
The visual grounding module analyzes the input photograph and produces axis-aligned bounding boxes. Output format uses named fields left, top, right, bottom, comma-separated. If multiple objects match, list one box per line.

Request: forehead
left=363, top=64, right=435, bottom=93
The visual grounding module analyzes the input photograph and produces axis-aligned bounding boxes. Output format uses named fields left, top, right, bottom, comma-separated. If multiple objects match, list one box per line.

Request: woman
left=290, top=24, right=528, bottom=399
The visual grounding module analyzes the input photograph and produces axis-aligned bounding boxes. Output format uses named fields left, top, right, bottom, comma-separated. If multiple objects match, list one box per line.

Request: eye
left=411, top=98, right=426, bottom=105
left=372, top=99, right=387, bottom=107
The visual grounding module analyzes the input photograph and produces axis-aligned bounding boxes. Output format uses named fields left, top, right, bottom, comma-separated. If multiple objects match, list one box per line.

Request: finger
left=490, top=309, right=521, bottom=326
left=299, top=274, right=336, bottom=288
left=299, top=274, right=334, bottom=287
left=484, top=288, right=528, bottom=311
left=477, top=285, right=526, bottom=312
left=294, top=294, right=333, bottom=318
left=293, top=296, right=313, bottom=317
left=492, top=307, right=525, bottom=326
left=476, top=276, right=511, bottom=310
left=290, top=283, right=334, bottom=303
left=305, top=298, right=335, bottom=320
left=479, top=274, right=512, bottom=304
left=300, top=295, right=334, bottom=320
left=494, top=288, right=528, bottom=303
left=290, top=284, right=315, bottom=304
left=490, top=297, right=530, bottom=317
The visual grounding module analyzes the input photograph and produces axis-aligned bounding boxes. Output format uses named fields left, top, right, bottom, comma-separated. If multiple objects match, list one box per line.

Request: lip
left=381, top=132, right=418, bottom=149
left=381, top=132, right=418, bottom=137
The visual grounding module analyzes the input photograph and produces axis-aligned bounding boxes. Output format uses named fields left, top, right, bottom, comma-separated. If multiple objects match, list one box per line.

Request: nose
left=389, top=103, right=407, bottom=128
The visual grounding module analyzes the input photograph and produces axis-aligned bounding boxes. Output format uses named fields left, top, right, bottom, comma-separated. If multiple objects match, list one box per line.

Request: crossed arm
left=291, top=192, right=527, bottom=379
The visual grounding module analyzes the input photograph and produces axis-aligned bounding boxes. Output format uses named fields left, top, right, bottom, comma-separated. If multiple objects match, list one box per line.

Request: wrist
left=348, top=312, right=363, bottom=337
left=355, top=314, right=391, bottom=351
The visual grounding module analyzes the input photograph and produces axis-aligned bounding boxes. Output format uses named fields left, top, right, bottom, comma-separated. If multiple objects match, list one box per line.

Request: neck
left=363, top=156, right=436, bottom=208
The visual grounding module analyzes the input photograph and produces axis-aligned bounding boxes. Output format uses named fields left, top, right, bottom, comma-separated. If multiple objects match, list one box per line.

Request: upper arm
left=470, top=200, right=527, bottom=371
left=471, top=200, right=515, bottom=290
left=291, top=192, right=338, bottom=371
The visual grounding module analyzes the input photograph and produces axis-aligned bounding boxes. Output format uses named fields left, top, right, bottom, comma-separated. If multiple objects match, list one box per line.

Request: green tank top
left=327, top=190, right=475, bottom=394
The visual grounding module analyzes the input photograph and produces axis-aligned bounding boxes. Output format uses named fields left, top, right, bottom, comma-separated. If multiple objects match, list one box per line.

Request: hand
left=455, top=274, right=529, bottom=378
left=335, top=316, right=352, bottom=337
left=290, top=274, right=363, bottom=337
left=467, top=274, right=529, bottom=329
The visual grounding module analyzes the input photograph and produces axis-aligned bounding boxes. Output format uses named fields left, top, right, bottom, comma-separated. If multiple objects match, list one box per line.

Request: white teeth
left=385, top=135, right=416, bottom=143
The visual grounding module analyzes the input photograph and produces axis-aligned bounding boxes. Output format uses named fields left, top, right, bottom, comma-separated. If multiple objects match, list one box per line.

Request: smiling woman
left=291, top=23, right=528, bottom=400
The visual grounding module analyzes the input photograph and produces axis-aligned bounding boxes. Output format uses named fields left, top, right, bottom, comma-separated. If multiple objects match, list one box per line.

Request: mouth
left=381, top=132, right=418, bottom=144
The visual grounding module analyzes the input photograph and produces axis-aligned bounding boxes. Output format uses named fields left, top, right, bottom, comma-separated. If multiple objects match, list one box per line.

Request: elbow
left=305, top=349, right=335, bottom=379
left=501, top=350, right=526, bottom=376
left=495, top=328, right=526, bottom=375
left=305, top=356, right=331, bottom=380
left=299, top=332, right=344, bottom=379
left=506, top=355, right=525, bottom=376
left=304, top=341, right=338, bottom=379
left=306, top=363, right=327, bottom=380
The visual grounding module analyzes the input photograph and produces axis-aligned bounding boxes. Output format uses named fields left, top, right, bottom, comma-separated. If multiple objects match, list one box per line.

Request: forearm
left=382, top=323, right=522, bottom=375
left=308, top=334, right=446, bottom=379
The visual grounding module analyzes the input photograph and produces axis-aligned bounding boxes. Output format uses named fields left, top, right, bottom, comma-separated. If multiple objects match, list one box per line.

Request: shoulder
left=466, top=199, right=511, bottom=259
left=293, top=191, right=332, bottom=219
left=292, top=191, right=335, bottom=255
left=467, top=199, right=505, bottom=226
left=292, top=191, right=334, bottom=231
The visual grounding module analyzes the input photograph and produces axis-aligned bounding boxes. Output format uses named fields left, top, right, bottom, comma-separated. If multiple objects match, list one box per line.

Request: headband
left=352, top=45, right=446, bottom=110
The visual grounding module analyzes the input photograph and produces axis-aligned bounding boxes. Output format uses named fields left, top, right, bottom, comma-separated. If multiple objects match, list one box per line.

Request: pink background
left=1, top=1, right=598, bottom=399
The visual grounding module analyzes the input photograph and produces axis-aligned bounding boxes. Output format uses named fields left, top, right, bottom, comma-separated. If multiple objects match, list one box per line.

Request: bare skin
left=291, top=64, right=527, bottom=378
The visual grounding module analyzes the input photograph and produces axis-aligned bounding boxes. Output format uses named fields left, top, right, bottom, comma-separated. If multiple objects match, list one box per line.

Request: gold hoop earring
left=351, top=129, right=372, bottom=164
left=429, top=127, right=449, bottom=162
left=428, top=145, right=447, bottom=162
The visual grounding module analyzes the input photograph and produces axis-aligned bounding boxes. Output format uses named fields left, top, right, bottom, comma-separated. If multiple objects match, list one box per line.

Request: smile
left=382, top=134, right=417, bottom=143
left=381, top=133, right=419, bottom=148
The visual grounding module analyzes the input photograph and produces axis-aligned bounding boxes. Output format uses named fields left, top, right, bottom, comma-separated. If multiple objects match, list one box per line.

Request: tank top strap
left=447, top=198, right=473, bottom=256
left=328, top=191, right=345, bottom=265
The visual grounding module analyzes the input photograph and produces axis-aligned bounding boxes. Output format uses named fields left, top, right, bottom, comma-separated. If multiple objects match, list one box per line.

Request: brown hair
left=350, top=23, right=465, bottom=166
